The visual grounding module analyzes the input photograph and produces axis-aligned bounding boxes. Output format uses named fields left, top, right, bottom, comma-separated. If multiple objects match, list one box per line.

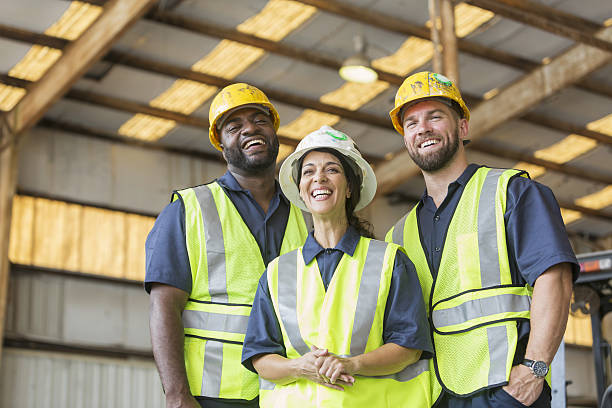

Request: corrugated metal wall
left=5, top=267, right=150, bottom=349
left=0, top=348, right=164, bottom=408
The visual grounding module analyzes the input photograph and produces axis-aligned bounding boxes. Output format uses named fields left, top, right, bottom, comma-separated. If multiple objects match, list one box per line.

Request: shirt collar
left=420, top=163, right=482, bottom=202
left=302, top=225, right=361, bottom=264
left=217, top=170, right=288, bottom=205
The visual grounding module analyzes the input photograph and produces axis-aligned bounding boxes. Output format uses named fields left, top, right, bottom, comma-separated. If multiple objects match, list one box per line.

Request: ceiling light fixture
left=339, top=35, right=378, bottom=84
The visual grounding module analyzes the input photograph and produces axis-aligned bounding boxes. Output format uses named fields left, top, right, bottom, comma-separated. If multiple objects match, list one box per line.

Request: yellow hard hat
left=389, top=71, right=470, bottom=136
left=208, top=83, right=280, bottom=150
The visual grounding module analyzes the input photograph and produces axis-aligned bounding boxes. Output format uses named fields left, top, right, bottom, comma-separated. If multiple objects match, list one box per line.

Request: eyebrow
left=302, top=161, right=342, bottom=168
left=225, top=112, right=270, bottom=126
left=404, top=108, right=447, bottom=122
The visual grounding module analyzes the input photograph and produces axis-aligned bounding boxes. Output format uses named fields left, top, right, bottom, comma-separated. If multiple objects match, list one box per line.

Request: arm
left=149, top=283, right=200, bottom=408
left=319, top=342, right=421, bottom=384
left=253, top=348, right=355, bottom=391
left=503, top=262, right=573, bottom=405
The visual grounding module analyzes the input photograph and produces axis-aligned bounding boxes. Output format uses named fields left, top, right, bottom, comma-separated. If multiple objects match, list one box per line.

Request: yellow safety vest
left=174, top=181, right=310, bottom=400
left=261, top=237, right=434, bottom=408
left=386, top=167, right=533, bottom=396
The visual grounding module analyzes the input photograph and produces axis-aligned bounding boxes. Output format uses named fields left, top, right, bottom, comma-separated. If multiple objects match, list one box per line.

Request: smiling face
left=298, top=150, right=351, bottom=221
left=219, top=107, right=279, bottom=174
left=401, top=99, right=468, bottom=172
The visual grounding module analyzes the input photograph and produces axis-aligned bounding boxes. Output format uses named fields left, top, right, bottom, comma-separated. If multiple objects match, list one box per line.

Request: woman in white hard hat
left=241, top=126, right=436, bottom=407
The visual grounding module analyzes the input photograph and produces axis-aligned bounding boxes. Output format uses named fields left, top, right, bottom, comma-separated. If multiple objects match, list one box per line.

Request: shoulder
left=506, top=175, right=558, bottom=211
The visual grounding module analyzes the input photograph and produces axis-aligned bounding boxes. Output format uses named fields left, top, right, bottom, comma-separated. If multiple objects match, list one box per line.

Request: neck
left=312, top=216, right=348, bottom=249
left=228, top=166, right=277, bottom=213
left=422, top=153, right=468, bottom=208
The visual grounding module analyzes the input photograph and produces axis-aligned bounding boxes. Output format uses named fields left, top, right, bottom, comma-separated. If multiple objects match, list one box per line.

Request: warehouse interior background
left=0, top=0, right=611, bottom=406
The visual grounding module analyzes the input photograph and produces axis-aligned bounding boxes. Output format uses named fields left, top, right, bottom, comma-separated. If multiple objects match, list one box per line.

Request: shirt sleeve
left=144, top=199, right=192, bottom=294
left=242, top=270, right=286, bottom=373
left=505, top=176, right=580, bottom=286
left=383, top=249, right=433, bottom=359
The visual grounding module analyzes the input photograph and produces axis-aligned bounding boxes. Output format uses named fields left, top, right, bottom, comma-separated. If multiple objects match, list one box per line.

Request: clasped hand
left=298, top=345, right=356, bottom=391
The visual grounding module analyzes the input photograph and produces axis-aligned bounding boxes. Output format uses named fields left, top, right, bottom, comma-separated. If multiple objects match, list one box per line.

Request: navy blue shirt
left=144, top=170, right=291, bottom=294
left=241, top=226, right=433, bottom=373
left=415, top=164, right=579, bottom=362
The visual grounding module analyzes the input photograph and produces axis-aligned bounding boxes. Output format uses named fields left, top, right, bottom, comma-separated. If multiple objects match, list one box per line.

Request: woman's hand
left=316, top=352, right=358, bottom=385
left=297, top=345, right=355, bottom=390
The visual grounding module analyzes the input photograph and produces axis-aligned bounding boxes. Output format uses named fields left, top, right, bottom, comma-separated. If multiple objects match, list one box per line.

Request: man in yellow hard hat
left=145, top=83, right=310, bottom=408
left=385, top=72, right=578, bottom=408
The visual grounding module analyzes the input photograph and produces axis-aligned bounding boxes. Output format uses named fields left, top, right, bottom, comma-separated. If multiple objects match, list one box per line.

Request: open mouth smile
left=242, top=137, right=266, bottom=150
left=311, top=188, right=332, bottom=200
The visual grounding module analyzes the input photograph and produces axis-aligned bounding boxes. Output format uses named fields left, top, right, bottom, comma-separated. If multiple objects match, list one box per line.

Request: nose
left=240, top=118, right=257, bottom=135
left=314, top=169, right=328, bottom=183
left=414, top=118, right=432, bottom=135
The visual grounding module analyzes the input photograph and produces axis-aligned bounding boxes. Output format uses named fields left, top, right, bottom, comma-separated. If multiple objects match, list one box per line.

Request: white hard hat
left=279, top=125, right=377, bottom=212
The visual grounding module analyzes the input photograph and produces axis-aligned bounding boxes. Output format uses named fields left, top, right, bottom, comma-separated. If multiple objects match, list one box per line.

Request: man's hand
left=165, top=392, right=201, bottom=408
left=502, top=364, right=544, bottom=406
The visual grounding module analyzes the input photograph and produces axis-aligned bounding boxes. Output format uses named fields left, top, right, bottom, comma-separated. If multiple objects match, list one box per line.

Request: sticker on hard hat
left=326, top=130, right=348, bottom=141
left=433, top=73, right=453, bottom=86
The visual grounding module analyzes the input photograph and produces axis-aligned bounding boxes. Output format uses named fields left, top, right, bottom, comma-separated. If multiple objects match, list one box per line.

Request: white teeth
left=245, top=139, right=265, bottom=149
left=312, top=189, right=331, bottom=198
left=420, top=140, right=439, bottom=148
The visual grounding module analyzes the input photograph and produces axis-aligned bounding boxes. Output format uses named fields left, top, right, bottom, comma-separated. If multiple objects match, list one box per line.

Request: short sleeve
left=383, top=250, right=433, bottom=358
left=242, top=270, right=286, bottom=373
left=144, top=199, right=192, bottom=294
left=505, top=177, right=579, bottom=286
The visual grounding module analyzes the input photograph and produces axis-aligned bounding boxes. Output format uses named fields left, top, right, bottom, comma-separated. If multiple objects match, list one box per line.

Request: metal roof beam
left=465, top=0, right=612, bottom=53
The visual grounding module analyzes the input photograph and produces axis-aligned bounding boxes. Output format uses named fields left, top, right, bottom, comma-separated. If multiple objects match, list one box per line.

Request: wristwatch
left=521, top=359, right=549, bottom=378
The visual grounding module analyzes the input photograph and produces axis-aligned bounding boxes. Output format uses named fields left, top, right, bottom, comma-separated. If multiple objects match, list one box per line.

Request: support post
left=0, top=115, right=18, bottom=367
left=428, top=0, right=443, bottom=73
left=440, top=0, right=460, bottom=86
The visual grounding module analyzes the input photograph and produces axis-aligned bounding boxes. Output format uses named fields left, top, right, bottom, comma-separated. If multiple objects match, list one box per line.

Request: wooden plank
left=0, top=115, right=19, bottom=366
left=375, top=24, right=612, bottom=194
left=3, top=0, right=157, bottom=135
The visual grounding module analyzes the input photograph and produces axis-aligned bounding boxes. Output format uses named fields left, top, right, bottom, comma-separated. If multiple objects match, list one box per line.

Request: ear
left=458, top=118, right=469, bottom=141
left=346, top=187, right=351, bottom=199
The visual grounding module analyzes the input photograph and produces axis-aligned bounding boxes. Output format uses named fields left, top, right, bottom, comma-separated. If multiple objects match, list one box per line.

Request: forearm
left=350, top=343, right=422, bottom=377
left=252, top=353, right=300, bottom=385
left=525, top=263, right=574, bottom=363
left=149, top=285, right=192, bottom=399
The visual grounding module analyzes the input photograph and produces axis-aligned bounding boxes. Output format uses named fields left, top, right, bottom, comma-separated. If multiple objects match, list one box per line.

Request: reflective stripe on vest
left=194, top=184, right=229, bottom=303
left=261, top=238, right=435, bottom=407
left=389, top=167, right=532, bottom=396
left=175, top=182, right=308, bottom=399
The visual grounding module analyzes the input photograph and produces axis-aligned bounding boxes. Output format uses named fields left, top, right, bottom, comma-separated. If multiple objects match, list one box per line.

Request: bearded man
left=145, top=83, right=310, bottom=408
left=386, top=72, right=578, bottom=408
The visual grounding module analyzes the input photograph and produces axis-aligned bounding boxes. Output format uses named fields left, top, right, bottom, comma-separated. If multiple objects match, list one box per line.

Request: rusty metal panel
left=0, top=348, right=164, bottom=408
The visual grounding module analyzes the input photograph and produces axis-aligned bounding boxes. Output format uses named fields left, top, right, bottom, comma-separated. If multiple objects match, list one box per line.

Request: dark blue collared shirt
left=144, top=170, right=291, bottom=293
left=241, top=226, right=433, bottom=373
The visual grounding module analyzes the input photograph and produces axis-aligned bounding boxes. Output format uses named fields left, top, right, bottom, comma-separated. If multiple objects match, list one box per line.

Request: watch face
left=532, top=361, right=548, bottom=377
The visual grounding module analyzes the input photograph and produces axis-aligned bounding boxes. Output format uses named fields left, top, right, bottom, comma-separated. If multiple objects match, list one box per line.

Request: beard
left=408, top=128, right=460, bottom=172
left=223, top=136, right=279, bottom=173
